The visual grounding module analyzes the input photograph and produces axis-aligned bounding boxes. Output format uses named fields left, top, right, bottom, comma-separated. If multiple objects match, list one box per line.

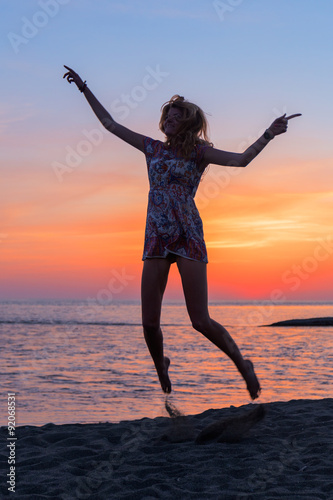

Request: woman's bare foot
left=243, top=359, right=261, bottom=400
left=156, top=356, right=171, bottom=394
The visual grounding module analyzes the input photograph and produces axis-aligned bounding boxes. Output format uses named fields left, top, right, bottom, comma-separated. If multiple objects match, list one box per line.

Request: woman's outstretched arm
left=203, top=113, right=301, bottom=168
left=63, top=65, right=146, bottom=152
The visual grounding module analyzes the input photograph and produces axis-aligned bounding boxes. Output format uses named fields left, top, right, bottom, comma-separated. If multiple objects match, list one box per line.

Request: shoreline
left=1, top=398, right=332, bottom=499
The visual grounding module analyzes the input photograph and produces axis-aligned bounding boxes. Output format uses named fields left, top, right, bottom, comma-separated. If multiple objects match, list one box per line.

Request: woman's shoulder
left=195, top=138, right=213, bottom=149
left=194, top=139, right=213, bottom=164
left=143, top=136, right=165, bottom=156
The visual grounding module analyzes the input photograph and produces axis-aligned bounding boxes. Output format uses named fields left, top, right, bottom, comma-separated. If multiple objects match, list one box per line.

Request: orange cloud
left=2, top=153, right=333, bottom=300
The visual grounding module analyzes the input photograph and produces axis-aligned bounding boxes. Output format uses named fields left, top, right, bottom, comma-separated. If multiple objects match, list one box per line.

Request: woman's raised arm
left=63, top=66, right=146, bottom=152
left=203, top=113, right=301, bottom=168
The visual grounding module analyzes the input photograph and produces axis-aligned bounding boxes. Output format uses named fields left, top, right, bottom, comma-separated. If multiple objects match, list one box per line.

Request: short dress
left=142, top=136, right=209, bottom=263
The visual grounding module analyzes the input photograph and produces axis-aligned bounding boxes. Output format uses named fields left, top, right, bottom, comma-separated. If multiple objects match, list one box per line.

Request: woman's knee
left=142, top=318, right=160, bottom=335
left=191, top=316, right=212, bottom=334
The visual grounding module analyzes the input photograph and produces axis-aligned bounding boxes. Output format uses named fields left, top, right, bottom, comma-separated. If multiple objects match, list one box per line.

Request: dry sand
left=1, top=398, right=332, bottom=499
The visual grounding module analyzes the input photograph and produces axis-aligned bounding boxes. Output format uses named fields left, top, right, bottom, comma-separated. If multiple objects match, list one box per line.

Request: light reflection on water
left=1, top=302, right=332, bottom=425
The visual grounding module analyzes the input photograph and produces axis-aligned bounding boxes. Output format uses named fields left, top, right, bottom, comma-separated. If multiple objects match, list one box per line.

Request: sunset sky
left=1, top=0, right=333, bottom=302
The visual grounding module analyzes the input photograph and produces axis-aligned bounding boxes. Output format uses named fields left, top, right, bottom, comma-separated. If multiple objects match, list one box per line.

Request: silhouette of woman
left=63, top=65, right=301, bottom=399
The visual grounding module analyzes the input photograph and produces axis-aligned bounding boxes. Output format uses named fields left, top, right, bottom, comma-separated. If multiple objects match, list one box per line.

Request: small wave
left=0, top=320, right=180, bottom=327
left=0, top=320, right=141, bottom=326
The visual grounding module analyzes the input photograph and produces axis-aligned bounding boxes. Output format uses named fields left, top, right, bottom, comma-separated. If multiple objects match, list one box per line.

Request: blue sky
left=2, top=0, right=332, bottom=152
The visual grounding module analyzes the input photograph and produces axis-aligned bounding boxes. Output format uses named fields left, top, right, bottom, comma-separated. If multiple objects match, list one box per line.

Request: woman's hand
left=268, top=113, right=302, bottom=137
left=63, top=65, right=85, bottom=91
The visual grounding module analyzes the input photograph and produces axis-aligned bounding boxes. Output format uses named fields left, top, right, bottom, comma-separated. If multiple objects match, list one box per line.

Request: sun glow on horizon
left=1, top=1, right=333, bottom=301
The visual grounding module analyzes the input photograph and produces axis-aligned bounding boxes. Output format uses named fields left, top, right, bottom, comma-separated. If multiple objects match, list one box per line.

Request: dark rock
left=265, top=317, right=333, bottom=327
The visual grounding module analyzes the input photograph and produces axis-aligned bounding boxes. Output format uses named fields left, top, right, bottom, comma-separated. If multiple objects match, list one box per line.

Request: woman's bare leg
left=141, top=258, right=172, bottom=393
left=176, top=257, right=261, bottom=399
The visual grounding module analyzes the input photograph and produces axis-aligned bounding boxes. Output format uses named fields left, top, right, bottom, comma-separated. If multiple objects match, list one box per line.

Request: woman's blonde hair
left=159, top=95, right=213, bottom=158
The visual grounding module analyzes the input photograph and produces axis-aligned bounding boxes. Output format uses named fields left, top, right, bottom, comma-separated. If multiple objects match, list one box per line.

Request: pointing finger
left=63, top=65, right=78, bottom=77
left=286, top=113, right=302, bottom=120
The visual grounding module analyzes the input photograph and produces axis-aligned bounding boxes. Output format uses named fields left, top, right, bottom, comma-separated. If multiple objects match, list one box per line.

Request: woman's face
left=163, top=107, right=183, bottom=137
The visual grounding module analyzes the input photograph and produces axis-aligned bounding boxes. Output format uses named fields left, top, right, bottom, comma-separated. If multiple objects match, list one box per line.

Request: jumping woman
left=63, top=65, right=301, bottom=400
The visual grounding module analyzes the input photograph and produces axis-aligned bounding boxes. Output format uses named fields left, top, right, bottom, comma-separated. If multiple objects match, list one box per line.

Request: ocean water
left=0, top=301, right=332, bottom=426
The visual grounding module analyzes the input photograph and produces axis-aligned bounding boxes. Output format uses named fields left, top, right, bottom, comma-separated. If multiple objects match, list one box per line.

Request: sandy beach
left=1, top=398, right=332, bottom=499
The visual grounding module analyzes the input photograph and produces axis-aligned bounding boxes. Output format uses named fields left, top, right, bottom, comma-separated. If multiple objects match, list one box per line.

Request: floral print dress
left=142, top=137, right=209, bottom=263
